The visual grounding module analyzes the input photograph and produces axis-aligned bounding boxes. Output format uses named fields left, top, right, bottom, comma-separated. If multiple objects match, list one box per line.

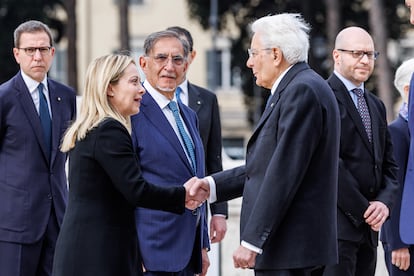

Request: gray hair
left=394, top=58, right=414, bottom=98
left=143, top=30, right=190, bottom=58
left=14, top=20, right=54, bottom=48
left=250, top=13, right=311, bottom=64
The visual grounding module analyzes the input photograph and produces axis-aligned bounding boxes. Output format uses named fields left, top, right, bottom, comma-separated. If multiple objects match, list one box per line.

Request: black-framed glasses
left=17, top=46, right=52, bottom=56
left=147, top=54, right=186, bottom=66
left=247, top=48, right=272, bottom=58
left=337, top=49, right=379, bottom=60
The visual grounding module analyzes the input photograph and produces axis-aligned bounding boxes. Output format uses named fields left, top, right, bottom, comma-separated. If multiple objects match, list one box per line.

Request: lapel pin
left=57, top=97, right=61, bottom=102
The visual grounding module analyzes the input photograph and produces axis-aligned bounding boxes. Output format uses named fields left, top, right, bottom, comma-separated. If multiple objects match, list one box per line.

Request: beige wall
left=76, top=0, right=212, bottom=93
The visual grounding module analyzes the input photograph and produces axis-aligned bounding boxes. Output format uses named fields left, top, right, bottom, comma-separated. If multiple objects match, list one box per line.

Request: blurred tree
left=119, top=0, right=130, bottom=51
left=64, top=0, right=78, bottom=92
left=187, top=0, right=410, bottom=125
left=0, top=0, right=66, bottom=84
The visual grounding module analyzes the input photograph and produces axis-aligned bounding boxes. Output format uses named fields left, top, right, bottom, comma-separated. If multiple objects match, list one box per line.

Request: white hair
left=394, top=58, right=414, bottom=99
left=251, top=13, right=311, bottom=64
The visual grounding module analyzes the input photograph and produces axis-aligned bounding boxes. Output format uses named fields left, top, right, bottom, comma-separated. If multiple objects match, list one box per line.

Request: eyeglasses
left=147, top=54, right=186, bottom=66
left=337, top=49, right=379, bottom=60
left=17, top=46, right=52, bottom=56
left=247, top=48, right=272, bottom=58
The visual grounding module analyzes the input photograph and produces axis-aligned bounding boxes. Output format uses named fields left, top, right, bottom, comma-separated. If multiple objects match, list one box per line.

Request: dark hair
left=143, top=30, right=190, bottom=58
left=166, top=26, right=194, bottom=52
left=14, top=20, right=54, bottom=48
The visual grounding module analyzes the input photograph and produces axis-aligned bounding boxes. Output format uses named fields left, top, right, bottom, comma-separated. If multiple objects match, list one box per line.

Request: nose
left=246, top=56, right=253, bottom=68
left=33, top=49, right=43, bottom=60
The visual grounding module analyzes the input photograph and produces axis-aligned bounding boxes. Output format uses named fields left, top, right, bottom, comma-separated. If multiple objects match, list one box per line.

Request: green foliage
left=186, top=0, right=410, bottom=125
left=0, top=0, right=66, bottom=83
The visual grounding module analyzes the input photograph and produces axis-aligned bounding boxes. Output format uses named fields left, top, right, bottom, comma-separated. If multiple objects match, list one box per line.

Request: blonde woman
left=52, top=54, right=206, bottom=276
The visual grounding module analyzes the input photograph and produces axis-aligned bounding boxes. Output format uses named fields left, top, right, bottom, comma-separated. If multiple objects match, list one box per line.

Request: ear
left=13, top=48, right=20, bottom=64
left=107, top=84, right=114, bottom=97
left=272, top=48, right=283, bottom=65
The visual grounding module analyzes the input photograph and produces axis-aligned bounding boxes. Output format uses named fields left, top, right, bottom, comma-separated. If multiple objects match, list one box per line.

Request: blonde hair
left=61, top=53, right=135, bottom=152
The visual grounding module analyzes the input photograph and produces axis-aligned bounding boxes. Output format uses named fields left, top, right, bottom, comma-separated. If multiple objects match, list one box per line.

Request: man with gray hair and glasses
left=0, top=20, right=76, bottom=276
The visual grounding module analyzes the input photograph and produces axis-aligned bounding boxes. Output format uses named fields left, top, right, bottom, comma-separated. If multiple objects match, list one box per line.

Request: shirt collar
left=20, top=70, right=48, bottom=94
left=270, top=65, right=294, bottom=95
left=143, top=80, right=172, bottom=109
left=333, top=71, right=364, bottom=92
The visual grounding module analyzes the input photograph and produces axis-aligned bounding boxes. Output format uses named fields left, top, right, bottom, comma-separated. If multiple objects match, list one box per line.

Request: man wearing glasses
left=0, top=20, right=76, bottom=276
left=323, top=26, right=399, bottom=276
left=131, top=30, right=209, bottom=276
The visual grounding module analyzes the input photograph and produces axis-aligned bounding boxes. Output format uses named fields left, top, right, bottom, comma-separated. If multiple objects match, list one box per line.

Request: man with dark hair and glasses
left=131, top=30, right=210, bottom=276
left=323, top=26, right=399, bottom=276
left=0, top=20, right=77, bottom=276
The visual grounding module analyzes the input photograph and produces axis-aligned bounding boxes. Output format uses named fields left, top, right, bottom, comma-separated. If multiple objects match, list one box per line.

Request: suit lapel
left=48, top=80, right=63, bottom=165
left=141, top=93, right=195, bottom=174
left=14, top=74, right=50, bottom=164
left=187, top=83, right=202, bottom=114
left=329, top=75, right=373, bottom=153
left=250, top=63, right=308, bottom=141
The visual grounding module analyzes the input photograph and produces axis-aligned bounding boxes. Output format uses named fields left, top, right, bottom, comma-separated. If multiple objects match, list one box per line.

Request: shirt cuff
left=241, top=241, right=263, bottom=254
left=206, top=176, right=217, bottom=203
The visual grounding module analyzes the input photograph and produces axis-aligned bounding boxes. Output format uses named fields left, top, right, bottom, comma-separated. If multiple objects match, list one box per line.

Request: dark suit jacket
left=212, top=62, right=341, bottom=270
left=52, top=119, right=186, bottom=276
left=327, top=73, right=399, bottom=246
left=0, top=72, right=76, bottom=244
left=131, top=90, right=209, bottom=273
left=187, top=82, right=227, bottom=217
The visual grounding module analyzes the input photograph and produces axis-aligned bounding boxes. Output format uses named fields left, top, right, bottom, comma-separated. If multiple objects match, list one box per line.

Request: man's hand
left=183, top=177, right=209, bottom=210
left=198, top=248, right=210, bottom=276
left=233, top=245, right=257, bottom=270
left=392, top=247, right=411, bottom=271
left=210, top=215, right=227, bottom=243
left=363, top=201, right=389, bottom=231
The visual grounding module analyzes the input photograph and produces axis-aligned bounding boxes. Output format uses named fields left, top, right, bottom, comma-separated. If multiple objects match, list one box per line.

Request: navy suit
left=211, top=63, right=340, bottom=272
left=380, top=115, right=414, bottom=275
left=186, top=82, right=227, bottom=217
left=0, top=72, right=76, bottom=275
left=401, top=75, right=414, bottom=244
left=131, top=87, right=209, bottom=273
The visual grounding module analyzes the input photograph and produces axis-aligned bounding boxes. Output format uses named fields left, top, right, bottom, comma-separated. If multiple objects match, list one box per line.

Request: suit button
left=47, top=194, right=53, bottom=200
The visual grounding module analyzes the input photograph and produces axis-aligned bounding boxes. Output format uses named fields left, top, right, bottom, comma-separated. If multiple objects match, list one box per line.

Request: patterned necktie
left=352, top=88, right=372, bottom=142
left=168, top=101, right=196, bottom=173
left=38, top=83, right=52, bottom=158
left=175, top=87, right=183, bottom=105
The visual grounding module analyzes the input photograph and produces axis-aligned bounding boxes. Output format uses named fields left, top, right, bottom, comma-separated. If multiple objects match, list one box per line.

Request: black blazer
left=212, top=63, right=341, bottom=270
left=327, top=73, right=399, bottom=246
left=187, top=82, right=227, bottom=216
left=52, top=119, right=185, bottom=276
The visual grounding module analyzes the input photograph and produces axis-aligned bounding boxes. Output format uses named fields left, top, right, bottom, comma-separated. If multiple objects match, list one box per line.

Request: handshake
left=183, top=177, right=211, bottom=210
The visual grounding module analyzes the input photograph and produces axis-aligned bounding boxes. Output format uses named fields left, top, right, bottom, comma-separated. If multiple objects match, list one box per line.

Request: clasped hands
left=183, top=177, right=210, bottom=210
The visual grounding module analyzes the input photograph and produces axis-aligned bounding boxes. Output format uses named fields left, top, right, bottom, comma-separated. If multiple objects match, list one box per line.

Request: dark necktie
left=352, top=88, right=372, bottom=142
left=175, top=87, right=183, bottom=105
left=38, top=83, right=52, bottom=158
left=168, top=100, right=196, bottom=174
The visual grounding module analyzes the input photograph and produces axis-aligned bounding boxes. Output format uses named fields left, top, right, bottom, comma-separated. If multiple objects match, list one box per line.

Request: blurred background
left=0, top=0, right=409, bottom=275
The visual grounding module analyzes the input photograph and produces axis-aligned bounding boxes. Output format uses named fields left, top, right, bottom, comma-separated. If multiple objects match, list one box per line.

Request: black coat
left=52, top=119, right=185, bottom=276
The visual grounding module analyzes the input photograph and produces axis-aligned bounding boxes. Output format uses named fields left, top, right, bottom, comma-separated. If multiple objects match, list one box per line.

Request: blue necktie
left=168, top=100, right=196, bottom=174
left=38, top=83, right=52, bottom=158
left=352, top=88, right=372, bottom=142
left=175, top=87, right=183, bottom=105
